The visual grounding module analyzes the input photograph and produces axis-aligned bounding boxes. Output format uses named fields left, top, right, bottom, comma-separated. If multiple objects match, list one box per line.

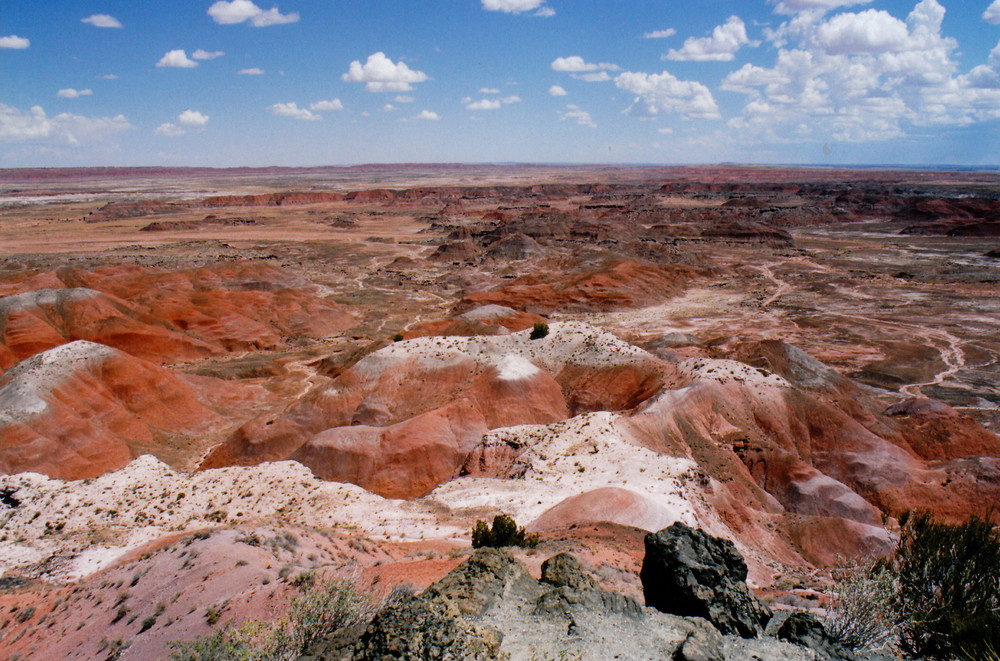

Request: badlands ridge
left=0, top=164, right=998, bottom=659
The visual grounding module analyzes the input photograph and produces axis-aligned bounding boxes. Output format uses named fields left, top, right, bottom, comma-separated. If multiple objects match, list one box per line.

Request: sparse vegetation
left=825, top=511, right=1000, bottom=659
left=529, top=322, right=549, bottom=340
left=826, top=558, right=902, bottom=653
left=894, top=511, right=1000, bottom=660
left=471, top=514, right=539, bottom=549
left=392, top=333, right=404, bottom=342
left=169, top=578, right=370, bottom=661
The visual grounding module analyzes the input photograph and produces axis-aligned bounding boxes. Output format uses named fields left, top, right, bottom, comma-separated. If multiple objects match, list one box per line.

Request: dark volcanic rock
left=773, top=611, right=860, bottom=661
left=640, top=522, right=772, bottom=638
left=350, top=548, right=727, bottom=660
left=539, top=552, right=599, bottom=591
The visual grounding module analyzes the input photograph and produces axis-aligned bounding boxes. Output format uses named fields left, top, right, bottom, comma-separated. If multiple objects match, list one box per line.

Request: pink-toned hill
left=0, top=262, right=355, bottom=363
left=0, top=341, right=233, bottom=479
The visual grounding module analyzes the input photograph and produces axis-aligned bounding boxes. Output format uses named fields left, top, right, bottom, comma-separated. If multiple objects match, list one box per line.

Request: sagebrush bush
left=894, top=511, right=1000, bottom=660
left=529, top=323, right=549, bottom=340
left=169, top=579, right=371, bottom=661
left=471, top=514, right=539, bottom=549
left=826, top=558, right=902, bottom=653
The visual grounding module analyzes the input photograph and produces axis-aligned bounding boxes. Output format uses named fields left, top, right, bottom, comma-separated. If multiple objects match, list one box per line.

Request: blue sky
left=1, top=0, right=998, bottom=167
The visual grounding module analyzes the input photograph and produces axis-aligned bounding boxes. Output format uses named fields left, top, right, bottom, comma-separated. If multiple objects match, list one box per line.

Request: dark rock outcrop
left=640, top=522, right=772, bottom=638
left=773, top=611, right=861, bottom=661
left=350, top=548, right=727, bottom=660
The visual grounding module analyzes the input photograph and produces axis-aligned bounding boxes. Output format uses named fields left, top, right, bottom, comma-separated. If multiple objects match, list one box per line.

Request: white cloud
left=666, top=16, right=753, bottom=62
left=0, top=103, right=131, bottom=146
left=81, top=14, right=123, bottom=28
left=481, top=0, right=552, bottom=15
left=342, top=52, right=428, bottom=92
left=416, top=110, right=440, bottom=120
left=465, top=95, right=520, bottom=111
left=572, top=72, right=611, bottom=82
left=156, top=50, right=198, bottom=68
left=984, top=0, right=1000, bottom=24
left=644, top=28, right=677, bottom=39
left=383, top=104, right=395, bottom=111
left=723, top=0, right=1000, bottom=143
left=310, top=99, right=344, bottom=111
left=549, top=85, right=568, bottom=96
left=551, top=56, right=620, bottom=72
left=155, top=123, right=186, bottom=137
left=480, top=87, right=500, bottom=94
left=208, top=0, right=299, bottom=27
left=615, top=71, right=721, bottom=119
left=466, top=99, right=501, bottom=110
left=268, top=102, right=320, bottom=120
left=0, top=35, right=30, bottom=49
left=57, top=88, right=93, bottom=99
left=394, top=95, right=414, bottom=103
left=814, top=9, right=909, bottom=54
left=178, top=110, right=210, bottom=126
left=658, top=127, right=674, bottom=134
left=238, top=67, right=265, bottom=75
left=771, top=0, right=874, bottom=14
left=193, top=49, right=225, bottom=60
left=558, top=104, right=596, bottom=128
left=100, top=74, right=119, bottom=80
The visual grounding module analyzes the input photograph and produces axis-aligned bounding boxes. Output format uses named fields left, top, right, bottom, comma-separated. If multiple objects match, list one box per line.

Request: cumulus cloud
left=616, top=71, right=721, bottom=119
left=644, top=28, right=677, bottom=39
left=771, top=0, right=874, bottom=14
left=268, top=102, right=320, bottom=120
left=558, top=104, right=596, bottom=128
left=723, top=0, right=1000, bottom=143
left=984, top=0, right=1000, bottom=24
left=465, top=95, right=521, bottom=111
left=0, top=103, right=131, bottom=146
left=551, top=56, right=620, bottom=72
left=394, top=95, right=414, bottom=103
left=174, top=110, right=208, bottom=128
left=193, top=49, right=225, bottom=60
left=57, top=89, right=93, bottom=99
left=208, top=0, right=299, bottom=27
left=309, top=99, right=344, bottom=111
left=81, top=14, right=123, bottom=28
left=0, top=35, right=30, bottom=49
left=155, top=123, right=186, bottom=137
left=573, top=72, right=611, bottom=82
left=156, top=50, right=198, bottom=68
left=481, top=0, right=554, bottom=16
left=342, top=52, right=428, bottom=92
left=416, top=110, right=440, bottom=120
left=238, top=68, right=265, bottom=75
left=814, top=9, right=909, bottom=54
left=466, top=99, right=501, bottom=110
left=480, top=87, right=500, bottom=94
left=665, top=16, right=753, bottom=61
left=549, top=85, right=568, bottom=96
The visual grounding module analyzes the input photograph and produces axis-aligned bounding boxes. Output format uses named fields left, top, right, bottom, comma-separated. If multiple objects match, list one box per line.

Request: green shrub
left=471, top=514, right=539, bottom=549
left=529, top=323, right=549, bottom=340
left=894, top=511, right=1000, bottom=660
left=392, top=333, right=404, bottom=342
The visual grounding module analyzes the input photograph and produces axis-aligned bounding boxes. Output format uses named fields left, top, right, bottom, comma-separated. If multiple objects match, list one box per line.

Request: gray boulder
left=640, top=522, right=772, bottom=638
